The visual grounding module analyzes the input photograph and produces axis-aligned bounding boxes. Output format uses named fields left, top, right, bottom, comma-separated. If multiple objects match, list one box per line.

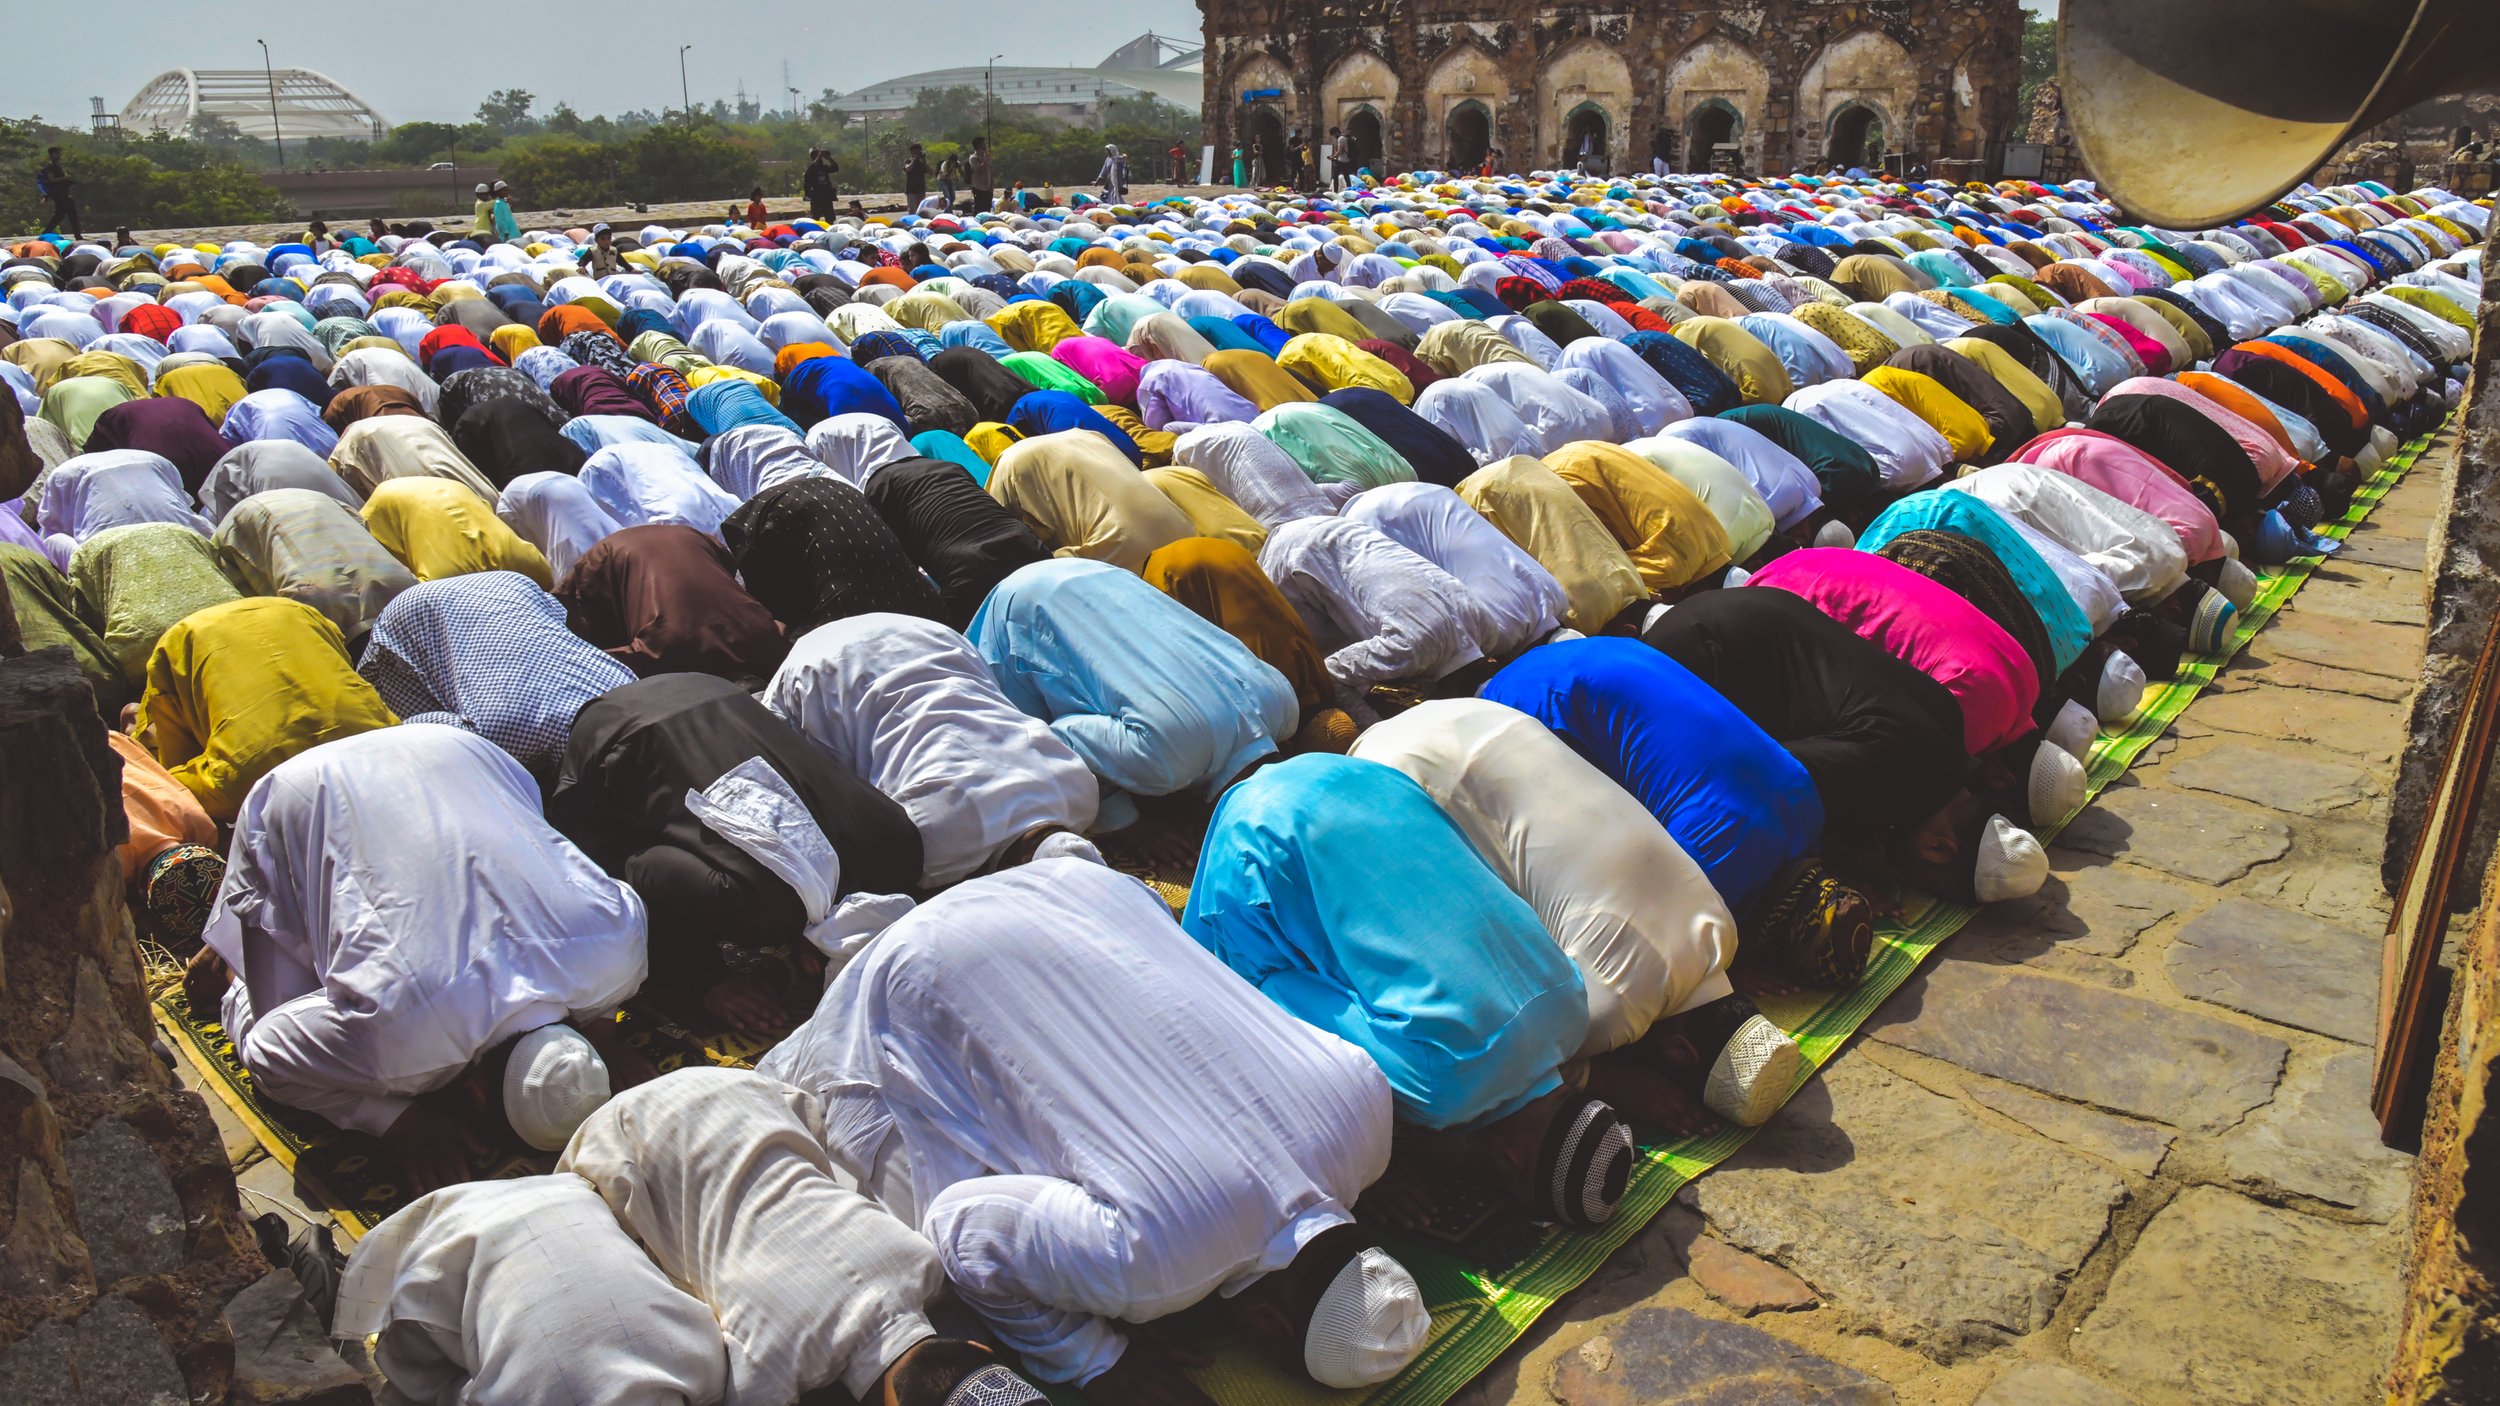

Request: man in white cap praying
left=758, top=859, right=1429, bottom=1406
left=561, top=1067, right=1045, bottom=1406
left=191, top=724, right=648, bottom=1192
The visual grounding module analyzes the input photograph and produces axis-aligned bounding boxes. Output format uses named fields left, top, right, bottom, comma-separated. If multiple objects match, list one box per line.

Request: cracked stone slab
left=1548, top=1306, right=1894, bottom=1406
left=1963, top=1081, right=2175, bottom=1176
left=2166, top=743, right=2375, bottom=817
left=1865, top=961, right=2287, bottom=1131
left=2235, top=820, right=2401, bottom=932
left=224, top=1267, right=369, bottom=1405
left=2281, top=576, right=2427, bottom=627
left=1973, top=1362, right=2142, bottom=1406
left=2055, top=787, right=2292, bottom=885
left=2258, top=615, right=2424, bottom=679
left=1678, top=1060, right=2124, bottom=1360
left=2165, top=898, right=2379, bottom=1043
left=1961, top=867, right=2194, bottom=960
left=2072, top=1188, right=2403, bottom=1406
left=2182, top=684, right=2407, bottom=760
left=2220, top=1049, right=2415, bottom=1220
left=2324, top=526, right=2431, bottom=571
left=2226, top=655, right=2414, bottom=702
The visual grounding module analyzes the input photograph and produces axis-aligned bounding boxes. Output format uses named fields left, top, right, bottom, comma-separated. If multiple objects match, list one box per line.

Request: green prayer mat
left=152, top=419, right=2441, bottom=1406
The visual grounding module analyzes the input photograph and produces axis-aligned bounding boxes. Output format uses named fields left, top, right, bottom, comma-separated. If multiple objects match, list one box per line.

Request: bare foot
left=1583, top=1059, right=1718, bottom=1138
left=183, top=946, right=231, bottom=1015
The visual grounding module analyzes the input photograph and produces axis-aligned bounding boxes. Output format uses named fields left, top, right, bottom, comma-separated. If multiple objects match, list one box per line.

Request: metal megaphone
left=2058, top=0, right=2500, bottom=226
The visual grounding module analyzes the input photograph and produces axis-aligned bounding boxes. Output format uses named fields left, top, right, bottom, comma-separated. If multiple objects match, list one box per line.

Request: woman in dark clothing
left=556, top=523, right=786, bottom=681
left=720, top=476, right=945, bottom=636
left=861, top=355, right=981, bottom=436
left=549, top=673, right=922, bottom=1036
left=83, top=397, right=231, bottom=494
left=861, top=456, right=1050, bottom=627
left=927, top=346, right=1041, bottom=423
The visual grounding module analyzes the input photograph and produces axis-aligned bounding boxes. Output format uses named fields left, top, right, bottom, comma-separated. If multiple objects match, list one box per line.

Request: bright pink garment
left=2012, top=427, right=2226, bottom=563
left=1745, top=548, right=2039, bottom=755
left=2083, top=313, right=2173, bottom=375
left=1049, top=335, right=1146, bottom=407
left=2104, top=376, right=2300, bottom=490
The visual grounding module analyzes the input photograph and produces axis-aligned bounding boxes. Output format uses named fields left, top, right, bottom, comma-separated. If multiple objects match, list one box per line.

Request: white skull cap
left=1974, top=814, right=2049, bottom=902
left=503, top=1024, right=611, bottom=1152
left=1305, top=1247, right=1429, bottom=1388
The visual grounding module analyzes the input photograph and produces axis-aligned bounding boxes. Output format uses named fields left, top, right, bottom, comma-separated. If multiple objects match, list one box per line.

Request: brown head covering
left=1142, top=536, right=1331, bottom=721
left=556, top=524, right=787, bottom=681
left=321, top=385, right=430, bottom=434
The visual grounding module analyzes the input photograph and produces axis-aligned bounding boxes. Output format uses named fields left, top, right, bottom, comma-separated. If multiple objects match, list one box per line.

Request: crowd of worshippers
left=0, top=163, right=2483, bottom=1406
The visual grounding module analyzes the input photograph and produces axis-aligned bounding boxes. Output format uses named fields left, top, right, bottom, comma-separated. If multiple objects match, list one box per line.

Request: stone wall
left=2389, top=843, right=2500, bottom=1402
left=1194, top=0, right=2025, bottom=178
left=0, top=650, right=364, bottom=1404
left=2387, top=230, right=2500, bottom=900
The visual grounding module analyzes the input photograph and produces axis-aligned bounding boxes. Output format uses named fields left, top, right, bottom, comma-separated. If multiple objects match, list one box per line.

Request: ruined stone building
left=1196, top=0, right=2026, bottom=180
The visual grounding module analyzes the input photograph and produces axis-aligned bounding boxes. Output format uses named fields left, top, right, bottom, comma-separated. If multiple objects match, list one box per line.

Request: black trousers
left=47, top=195, right=79, bottom=238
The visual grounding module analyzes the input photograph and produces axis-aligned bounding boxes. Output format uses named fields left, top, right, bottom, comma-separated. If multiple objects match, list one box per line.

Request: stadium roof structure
left=827, top=32, right=1203, bottom=117
left=120, top=68, right=389, bottom=143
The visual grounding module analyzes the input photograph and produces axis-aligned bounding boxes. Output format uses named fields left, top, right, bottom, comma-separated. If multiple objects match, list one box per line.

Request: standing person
left=1231, top=142, right=1246, bottom=187
left=37, top=147, right=80, bottom=241
left=471, top=183, right=494, bottom=238
left=902, top=143, right=929, bottom=214
left=744, top=187, right=769, bottom=226
left=804, top=148, right=836, bottom=221
left=936, top=151, right=960, bottom=211
left=489, top=182, right=519, bottom=243
left=1096, top=144, right=1127, bottom=203
left=967, top=137, right=993, bottom=213
left=1327, top=127, right=1351, bottom=191
left=1168, top=138, right=1188, bottom=183
left=580, top=222, right=624, bottom=277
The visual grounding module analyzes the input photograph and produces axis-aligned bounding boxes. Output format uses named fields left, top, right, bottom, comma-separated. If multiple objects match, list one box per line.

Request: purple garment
left=1137, top=361, right=1259, bottom=431
left=82, top=397, right=232, bottom=494
left=0, top=498, right=63, bottom=567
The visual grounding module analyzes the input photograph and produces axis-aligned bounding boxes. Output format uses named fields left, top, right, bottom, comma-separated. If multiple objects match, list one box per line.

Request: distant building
left=827, top=32, right=1202, bottom=121
left=120, top=68, right=389, bottom=143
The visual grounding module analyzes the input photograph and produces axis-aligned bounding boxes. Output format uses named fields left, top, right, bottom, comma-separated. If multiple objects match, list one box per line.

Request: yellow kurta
left=1542, top=442, right=1732, bottom=594
left=1862, top=366, right=1995, bottom=464
left=154, top=364, right=251, bottom=425
left=986, top=301, right=1085, bottom=354
left=1275, top=334, right=1415, bottom=404
left=1942, top=338, right=2067, bottom=436
left=360, top=477, right=554, bottom=587
left=1620, top=438, right=1775, bottom=564
left=964, top=422, right=1026, bottom=464
left=987, top=428, right=1195, bottom=574
left=1202, top=350, right=1318, bottom=411
left=1414, top=321, right=1536, bottom=377
left=1671, top=317, right=1794, bottom=406
left=134, top=596, right=398, bottom=821
left=1456, top=455, right=1650, bottom=631
left=1143, top=466, right=1268, bottom=555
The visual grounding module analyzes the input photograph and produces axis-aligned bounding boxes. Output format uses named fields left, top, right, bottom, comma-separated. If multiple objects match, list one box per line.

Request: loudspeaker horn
left=2058, top=0, right=2500, bottom=227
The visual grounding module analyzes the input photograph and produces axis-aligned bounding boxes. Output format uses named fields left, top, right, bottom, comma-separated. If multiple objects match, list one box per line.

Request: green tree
left=906, top=87, right=990, bottom=138
left=499, top=136, right=617, bottom=208
left=2019, top=14, right=2058, bottom=115
left=371, top=121, right=466, bottom=167
left=620, top=123, right=759, bottom=203
left=475, top=89, right=538, bottom=136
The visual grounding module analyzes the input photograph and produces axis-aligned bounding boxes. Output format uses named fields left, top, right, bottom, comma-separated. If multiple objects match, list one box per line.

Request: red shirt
left=745, top=200, right=768, bottom=225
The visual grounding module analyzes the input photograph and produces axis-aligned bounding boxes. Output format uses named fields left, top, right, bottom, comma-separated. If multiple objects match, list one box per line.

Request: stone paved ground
left=1481, top=430, right=2451, bottom=1406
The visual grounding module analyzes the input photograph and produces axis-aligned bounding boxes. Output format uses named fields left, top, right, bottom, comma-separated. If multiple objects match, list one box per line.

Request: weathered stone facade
left=1195, top=0, right=2026, bottom=180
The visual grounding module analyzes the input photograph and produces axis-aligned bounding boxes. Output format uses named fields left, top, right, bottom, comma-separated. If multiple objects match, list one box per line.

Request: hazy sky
left=16, top=0, right=2056, bottom=129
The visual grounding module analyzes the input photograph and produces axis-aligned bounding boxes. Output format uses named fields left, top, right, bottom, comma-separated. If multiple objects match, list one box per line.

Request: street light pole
left=985, top=54, right=1004, bottom=156
left=678, top=45, right=694, bottom=125
left=256, top=39, right=286, bottom=173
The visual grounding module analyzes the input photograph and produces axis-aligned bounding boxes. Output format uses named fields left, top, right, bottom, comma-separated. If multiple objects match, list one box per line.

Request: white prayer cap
left=2029, top=743, right=2089, bottom=828
left=2097, top=651, right=2146, bottom=723
left=2045, top=699, right=2099, bottom=762
left=1812, top=518, right=1857, bottom=549
left=1305, top=1247, right=1428, bottom=1388
left=2215, top=556, right=2258, bottom=612
left=1973, top=814, right=2049, bottom=902
left=2189, top=591, right=2238, bottom=655
left=504, top=1025, right=612, bottom=1151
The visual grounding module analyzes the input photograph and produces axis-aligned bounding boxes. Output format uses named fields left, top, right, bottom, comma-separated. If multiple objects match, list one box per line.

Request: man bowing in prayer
left=189, top=725, right=649, bottom=1193
left=759, top=860, right=1430, bottom=1406
left=1183, top=755, right=1640, bottom=1229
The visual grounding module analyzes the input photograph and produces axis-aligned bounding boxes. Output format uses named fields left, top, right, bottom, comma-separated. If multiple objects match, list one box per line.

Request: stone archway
left=1346, top=107, right=1385, bottom=176
left=1563, top=102, right=1612, bottom=173
left=1686, top=99, right=1743, bottom=172
left=1321, top=50, right=1399, bottom=178
left=1537, top=40, right=1631, bottom=172
left=1796, top=29, right=1919, bottom=170
left=1446, top=101, right=1492, bottom=171
left=1425, top=44, right=1505, bottom=170
left=1248, top=107, right=1289, bottom=186
left=1826, top=102, right=1885, bottom=170
left=1663, top=36, right=1770, bottom=174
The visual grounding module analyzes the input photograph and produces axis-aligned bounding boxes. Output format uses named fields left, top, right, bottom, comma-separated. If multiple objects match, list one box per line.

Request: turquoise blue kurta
left=1181, top=754, right=1588, bottom=1131
left=1858, top=490, right=2095, bottom=672
left=968, top=558, right=1297, bottom=828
